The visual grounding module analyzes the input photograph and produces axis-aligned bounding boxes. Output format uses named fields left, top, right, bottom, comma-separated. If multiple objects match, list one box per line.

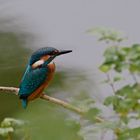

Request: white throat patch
left=32, top=60, right=44, bottom=68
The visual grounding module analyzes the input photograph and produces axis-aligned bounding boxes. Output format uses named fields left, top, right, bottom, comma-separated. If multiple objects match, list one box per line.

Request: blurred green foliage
left=87, top=27, right=125, bottom=43
left=87, top=27, right=140, bottom=140
left=0, top=118, right=26, bottom=139
left=117, top=127, right=140, bottom=140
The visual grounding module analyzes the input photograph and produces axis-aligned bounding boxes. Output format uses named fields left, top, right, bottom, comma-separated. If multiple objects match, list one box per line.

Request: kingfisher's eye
left=51, top=50, right=58, bottom=55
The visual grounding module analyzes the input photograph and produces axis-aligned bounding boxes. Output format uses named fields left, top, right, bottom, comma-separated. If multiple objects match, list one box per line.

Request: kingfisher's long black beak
left=57, top=50, right=72, bottom=56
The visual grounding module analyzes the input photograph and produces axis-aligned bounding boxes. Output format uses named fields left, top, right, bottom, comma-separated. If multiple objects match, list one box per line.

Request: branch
left=0, top=86, right=104, bottom=123
left=106, top=73, right=116, bottom=94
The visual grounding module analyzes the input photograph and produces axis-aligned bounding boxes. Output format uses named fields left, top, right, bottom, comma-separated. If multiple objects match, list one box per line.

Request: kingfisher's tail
left=21, top=99, right=28, bottom=109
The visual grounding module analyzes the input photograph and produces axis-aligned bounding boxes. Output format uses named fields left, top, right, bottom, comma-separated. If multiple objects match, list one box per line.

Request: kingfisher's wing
left=19, top=65, right=48, bottom=99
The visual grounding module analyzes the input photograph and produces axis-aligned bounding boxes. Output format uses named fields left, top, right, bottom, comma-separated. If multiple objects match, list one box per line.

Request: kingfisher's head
left=29, top=47, right=72, bottom=68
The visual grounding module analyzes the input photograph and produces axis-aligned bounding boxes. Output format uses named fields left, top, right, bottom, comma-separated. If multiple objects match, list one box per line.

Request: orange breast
left=27, top=63, right=55, bottom=101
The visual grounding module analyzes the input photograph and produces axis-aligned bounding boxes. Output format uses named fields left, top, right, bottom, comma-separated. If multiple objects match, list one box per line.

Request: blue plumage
left=18, top=64, right=49, bottom=108
left=19, top=65, right=48, bottom=97
left=18, top=47, right=72, bottom=108
left=29, top=47, right=56, bottom=65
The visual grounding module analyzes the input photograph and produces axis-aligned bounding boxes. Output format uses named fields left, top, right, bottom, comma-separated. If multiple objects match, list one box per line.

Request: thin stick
left=0, top=86, right=104, bottom=123
left=0, top=86, right=19, bottom=95
left=40, top=94, right=83, bottom=114
left=106, top=73, right=116, bottom=94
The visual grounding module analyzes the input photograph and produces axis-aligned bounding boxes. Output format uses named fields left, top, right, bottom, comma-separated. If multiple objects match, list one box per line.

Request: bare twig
left=40, top=94, right=83, bottom=114
left=106, top=73, right=116, bottom=94
left=0, top=86, right=104, bottom=123
left=0, top=86, right=19, bottom=95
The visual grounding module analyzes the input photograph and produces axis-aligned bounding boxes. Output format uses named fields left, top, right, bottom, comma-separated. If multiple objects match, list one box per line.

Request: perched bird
left=18, top=47, right=72, bottom=108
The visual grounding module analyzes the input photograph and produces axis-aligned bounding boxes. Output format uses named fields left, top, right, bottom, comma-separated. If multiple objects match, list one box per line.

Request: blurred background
left=0, top=0, right=140, bottom=140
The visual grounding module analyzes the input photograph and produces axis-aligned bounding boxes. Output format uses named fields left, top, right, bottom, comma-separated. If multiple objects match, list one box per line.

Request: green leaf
left=118, top=127, right=140, bottom=140
left=99, top=64, right=111, bottom=72
left=104, top=47, right=117, bottom=59
left=84, top=108, right=101, bottom=122
left=87, top=27, right=125, bottom=43
left=129, top=64, right=139, bottom=72
left=120, top=115, right=129, bottom=124
left=65, top=119, right=81, bottom=131
left=104, top=96, right=118, bottom=106
left=0, top=127, right=14, bottom=137
left=113, top=76, right=123, bottom=82
left=1, top=118, right=25, bottom=127
left=116, top=85, right=132, bottom=96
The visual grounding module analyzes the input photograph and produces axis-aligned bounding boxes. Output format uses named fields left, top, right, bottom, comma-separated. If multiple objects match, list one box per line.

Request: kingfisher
left=18, top=47, right=72, bottom=108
